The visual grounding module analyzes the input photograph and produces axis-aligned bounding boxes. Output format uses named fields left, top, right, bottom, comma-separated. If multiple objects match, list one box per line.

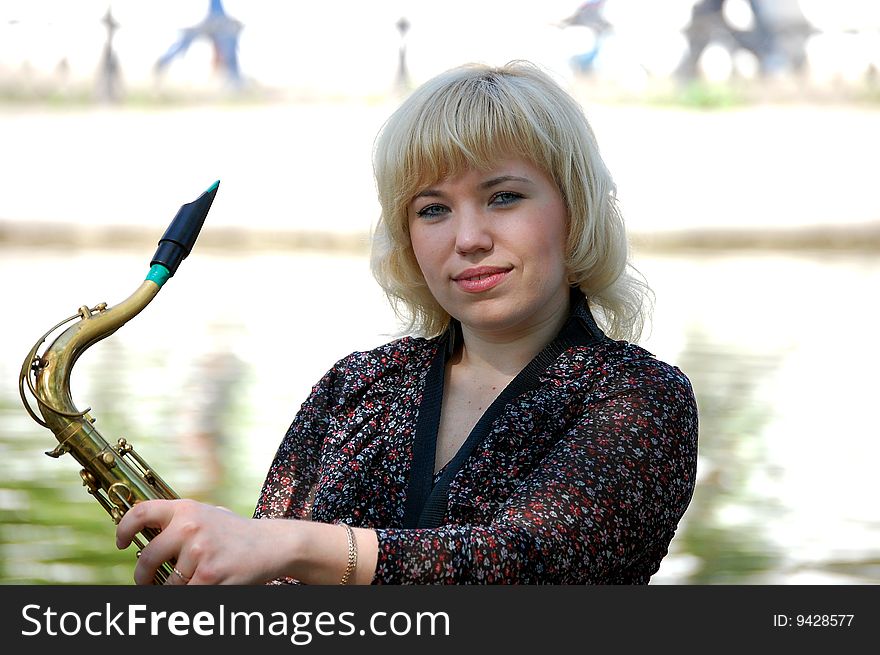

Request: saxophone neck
left=31, top=274, right=165, bottom=422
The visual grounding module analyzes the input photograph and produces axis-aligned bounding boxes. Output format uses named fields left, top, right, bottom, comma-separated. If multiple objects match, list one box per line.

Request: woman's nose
left=454, top=209, right=494, bottom=255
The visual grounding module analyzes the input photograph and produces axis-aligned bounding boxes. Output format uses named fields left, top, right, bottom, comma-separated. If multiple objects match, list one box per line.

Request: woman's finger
left=115, top=500, right=187, bottom=585
left=116, top=499, right=176, bottom=549
left=164, top=563, right=194, bottom=586
left=132, top=529, right=186, bottom=585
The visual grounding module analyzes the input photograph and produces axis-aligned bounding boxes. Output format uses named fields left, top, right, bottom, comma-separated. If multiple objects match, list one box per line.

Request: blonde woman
left=118, top=61, right=698, bottom=585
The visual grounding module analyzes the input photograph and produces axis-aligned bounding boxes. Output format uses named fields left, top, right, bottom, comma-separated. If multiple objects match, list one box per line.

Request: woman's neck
left=454, top=298, right=571, bottom=377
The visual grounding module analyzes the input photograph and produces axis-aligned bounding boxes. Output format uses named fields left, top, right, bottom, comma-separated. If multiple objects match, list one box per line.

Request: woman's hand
left=115, top=498, right=379, bottom=585
left=116, top=499, right=290, bottom=585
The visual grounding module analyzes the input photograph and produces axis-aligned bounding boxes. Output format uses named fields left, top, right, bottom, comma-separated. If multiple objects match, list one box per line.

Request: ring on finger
left=172, top=567, right=191, bottom=583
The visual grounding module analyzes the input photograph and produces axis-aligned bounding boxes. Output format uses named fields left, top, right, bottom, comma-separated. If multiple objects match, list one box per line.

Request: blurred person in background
left=154, top=0, right=243, bottom=87
left=676, top=0, right=813, bottom=80
left=117, top=61, right=699, bottom=585
left=561, top=0, right=613, bottom=75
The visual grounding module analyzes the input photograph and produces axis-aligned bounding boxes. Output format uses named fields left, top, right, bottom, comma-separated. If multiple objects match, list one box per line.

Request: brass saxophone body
left=18, top=181, right=219, bottom=584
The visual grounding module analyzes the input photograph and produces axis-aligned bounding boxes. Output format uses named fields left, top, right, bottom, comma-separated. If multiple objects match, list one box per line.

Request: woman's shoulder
left=333, top=334, right=440, bottom=370
left=553, top=338, right=695, bottom=400
left=320, top=334, right=442, bottom=393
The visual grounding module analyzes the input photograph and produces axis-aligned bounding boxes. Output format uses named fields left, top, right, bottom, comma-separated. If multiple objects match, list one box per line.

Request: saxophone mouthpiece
left=150, top=180, right=220, bottom=277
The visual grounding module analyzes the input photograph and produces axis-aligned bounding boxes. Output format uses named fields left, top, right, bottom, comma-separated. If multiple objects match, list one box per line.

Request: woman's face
left=408, top=156, right=570, bottom=339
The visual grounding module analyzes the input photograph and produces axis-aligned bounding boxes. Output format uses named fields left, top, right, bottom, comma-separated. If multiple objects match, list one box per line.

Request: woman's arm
left=371, top=361, right=698, bottom=584
left=253, top=364, right=339, bottom=521
left=116, top=499, right=379, bottom=585
left=116, top=349, right=393, bottom=586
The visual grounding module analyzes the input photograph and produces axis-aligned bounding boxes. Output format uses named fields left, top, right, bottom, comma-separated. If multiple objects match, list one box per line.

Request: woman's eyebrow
left=412, top=175, right=533, bottom=200
left=480, top=175, right=532, bottom=189
left=413, top=188, right=443, bottom=199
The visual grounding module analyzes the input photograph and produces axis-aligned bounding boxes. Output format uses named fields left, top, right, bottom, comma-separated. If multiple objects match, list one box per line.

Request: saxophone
left=18, top=181, right=219, bottom=584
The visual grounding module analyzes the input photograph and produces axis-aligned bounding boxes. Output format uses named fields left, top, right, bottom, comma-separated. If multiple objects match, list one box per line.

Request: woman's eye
left=490, top=192, right=523, bottom=207
left=415, top=204, right=449, bottom=219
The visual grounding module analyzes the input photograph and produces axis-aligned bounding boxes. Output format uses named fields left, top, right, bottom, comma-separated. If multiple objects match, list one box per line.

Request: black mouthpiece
left=151, top=180, right=219, bottom=276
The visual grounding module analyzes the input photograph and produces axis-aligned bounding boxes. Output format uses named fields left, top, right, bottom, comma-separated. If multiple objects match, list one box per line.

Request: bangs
left=384, top=71, right=561, bottom=214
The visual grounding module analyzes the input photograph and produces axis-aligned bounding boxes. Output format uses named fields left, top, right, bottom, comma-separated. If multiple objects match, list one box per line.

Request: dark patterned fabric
left=254, top=296, right=698, bottom=584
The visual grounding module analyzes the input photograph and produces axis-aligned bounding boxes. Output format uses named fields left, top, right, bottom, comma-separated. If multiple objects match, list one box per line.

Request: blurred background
left=1, top=0, right=878, bottom=585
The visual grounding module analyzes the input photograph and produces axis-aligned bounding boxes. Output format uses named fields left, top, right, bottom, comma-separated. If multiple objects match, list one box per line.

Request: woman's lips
left=452, top=267, right=511, bottom=293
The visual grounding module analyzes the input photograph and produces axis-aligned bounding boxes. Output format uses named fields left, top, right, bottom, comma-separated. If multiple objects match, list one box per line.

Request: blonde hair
left=370, top=61, right=651, bottom=341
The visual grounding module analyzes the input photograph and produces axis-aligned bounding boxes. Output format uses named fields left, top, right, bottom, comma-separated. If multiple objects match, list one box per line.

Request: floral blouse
left=253, top=294, right=699, bottom=584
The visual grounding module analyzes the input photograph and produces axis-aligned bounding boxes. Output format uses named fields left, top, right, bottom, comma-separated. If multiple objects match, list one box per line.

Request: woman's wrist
left=351, top=526, right=378, bottom=585
left=270, top=519, right=378, bottom=585
left=339, top=524, right=358, bottom=584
